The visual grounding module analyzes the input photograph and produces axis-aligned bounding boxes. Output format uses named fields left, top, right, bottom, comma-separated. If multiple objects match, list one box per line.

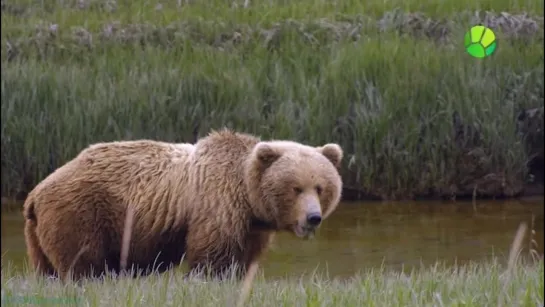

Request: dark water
left=1, top=198, right=543, bottom=279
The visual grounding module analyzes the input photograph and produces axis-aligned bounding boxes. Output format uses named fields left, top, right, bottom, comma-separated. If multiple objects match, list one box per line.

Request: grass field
left=1, top=0, right=544, bottom=200
left=1, top=258, right=543, bottom=307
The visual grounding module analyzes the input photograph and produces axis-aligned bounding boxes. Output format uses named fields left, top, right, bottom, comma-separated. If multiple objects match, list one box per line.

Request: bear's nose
left=306, top=213, right=322, bottom=226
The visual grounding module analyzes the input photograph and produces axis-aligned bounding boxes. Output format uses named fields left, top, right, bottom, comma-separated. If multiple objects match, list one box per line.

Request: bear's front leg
left=240, top=230, right=274, bottom=273
left=184, top=227, right=249, bottom=280
left=185, top=227, right=273, bottom=281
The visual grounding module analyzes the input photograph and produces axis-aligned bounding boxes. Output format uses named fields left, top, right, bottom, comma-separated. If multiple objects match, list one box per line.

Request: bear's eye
left=293, top=187, right=303, bottom=194
left=315, top=185, right=323, bottom=195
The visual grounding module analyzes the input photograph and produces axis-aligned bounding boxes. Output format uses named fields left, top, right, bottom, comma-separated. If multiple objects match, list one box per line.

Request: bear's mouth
left=293, top=224, right=316, bottom=240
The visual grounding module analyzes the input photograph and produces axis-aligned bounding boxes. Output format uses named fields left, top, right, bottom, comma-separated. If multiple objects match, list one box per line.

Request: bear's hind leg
left=37, top=203, right=120, bottom=282
left=24, top=220, right=57, bottom=277
left=43, top=231, right=117, bottom=282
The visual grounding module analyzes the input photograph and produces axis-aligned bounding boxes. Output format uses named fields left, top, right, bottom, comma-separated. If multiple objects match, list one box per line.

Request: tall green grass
left=1, top=259, right=543, bottom=307
left=1, top=0, right=543, bottom=23
left=1, top=0, right=544, bottom=200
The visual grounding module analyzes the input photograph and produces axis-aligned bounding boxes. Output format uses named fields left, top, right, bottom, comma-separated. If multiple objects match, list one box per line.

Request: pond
left=1, top=198, right=543, bottom=279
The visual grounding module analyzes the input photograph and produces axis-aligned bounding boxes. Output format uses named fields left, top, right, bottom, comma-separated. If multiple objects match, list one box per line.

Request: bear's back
left=79, top=139, right=194, bottom=204
left=31, top=140, right=195, bottom=215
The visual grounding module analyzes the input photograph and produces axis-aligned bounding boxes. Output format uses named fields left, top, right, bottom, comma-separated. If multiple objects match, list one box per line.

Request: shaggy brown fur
left=23, top=129, right=343, bottom=281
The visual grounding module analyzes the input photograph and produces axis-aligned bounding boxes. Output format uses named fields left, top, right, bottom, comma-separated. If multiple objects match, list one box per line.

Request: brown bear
left=23, top=129, right=343, bottom=281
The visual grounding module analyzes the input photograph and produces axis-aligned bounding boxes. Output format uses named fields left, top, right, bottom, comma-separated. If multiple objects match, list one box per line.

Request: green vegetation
left=1, top=0, right=544, bottom=200
left=1, top=258, right=543, bottom=307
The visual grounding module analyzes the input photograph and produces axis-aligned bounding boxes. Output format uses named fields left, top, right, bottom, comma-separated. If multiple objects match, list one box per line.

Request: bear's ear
left=254, top=142, right=283, bottom=168
left=316, top=144, right=343, bottom=168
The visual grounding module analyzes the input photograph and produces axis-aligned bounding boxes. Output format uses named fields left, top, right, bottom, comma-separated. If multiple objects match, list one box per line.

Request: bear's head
left=245, top=141, right=343, bottom=239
